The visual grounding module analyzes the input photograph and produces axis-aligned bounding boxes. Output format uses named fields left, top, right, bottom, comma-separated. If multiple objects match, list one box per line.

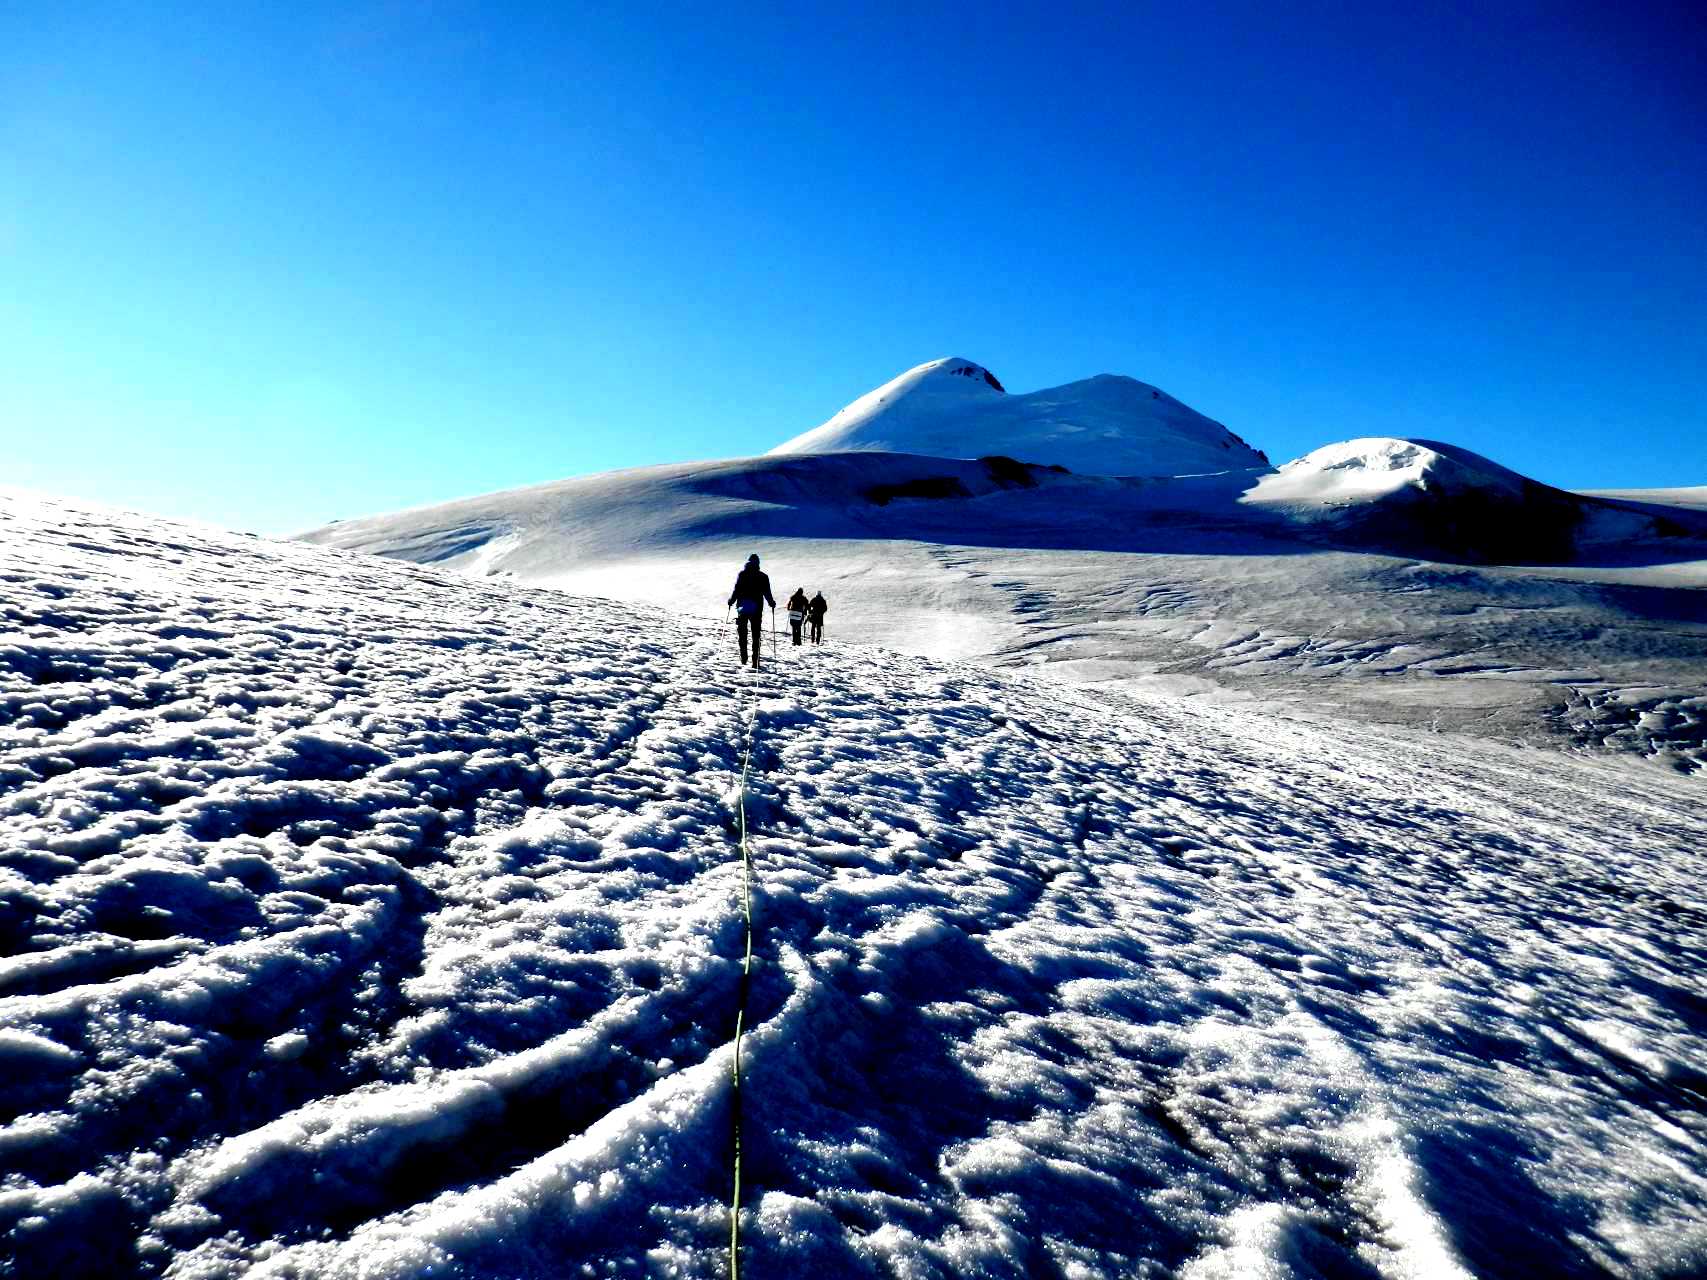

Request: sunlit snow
left=5, top=489, right=1706, bottom=1278
left=767, top=358, right=1268, bottom=477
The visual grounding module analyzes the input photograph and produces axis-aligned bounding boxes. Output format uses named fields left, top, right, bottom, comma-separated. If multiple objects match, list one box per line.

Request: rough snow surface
left=300, top=452, right=1707, bottom=774
left=5, top=490, right=1707, bottom=1279
left=769, top=358, right=1267, bottom=477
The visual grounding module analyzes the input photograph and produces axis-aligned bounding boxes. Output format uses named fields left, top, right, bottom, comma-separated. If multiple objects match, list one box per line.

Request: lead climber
left=728, top=554, right=776, bottom=669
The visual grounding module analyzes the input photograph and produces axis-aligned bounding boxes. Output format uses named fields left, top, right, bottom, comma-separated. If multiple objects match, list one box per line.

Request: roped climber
left=728, top=554, right=776, bottom=670
left=786, top=587, right=810, bottom=646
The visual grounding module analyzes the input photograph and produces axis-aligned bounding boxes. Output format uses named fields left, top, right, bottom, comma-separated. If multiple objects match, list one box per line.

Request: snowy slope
left=769, top=358, right=1269, bottom=477
left=1242, top=437, right=1596, bottom=562
left=1580, top=486, right=1707, bottom=512
left=300, top=445, right=1707, bottom=773
left=1244, top=440, right=1707, bottom=564
left=5, top=490, right=1707, bottom=1279
left=1244, top=437, right=1538, bottom=507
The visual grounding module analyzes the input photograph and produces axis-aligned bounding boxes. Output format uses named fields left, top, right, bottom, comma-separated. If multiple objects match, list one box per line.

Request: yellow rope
left=729, top=707, right=756, bottom=1279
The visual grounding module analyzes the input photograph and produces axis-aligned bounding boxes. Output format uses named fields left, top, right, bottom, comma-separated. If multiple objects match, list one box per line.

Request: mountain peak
left=930, top=357, right=1007, bottom=393
left=770, top=358, right=1266, bottom=477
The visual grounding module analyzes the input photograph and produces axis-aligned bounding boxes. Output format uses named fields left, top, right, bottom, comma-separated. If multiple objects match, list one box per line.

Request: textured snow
left=768, top=358, right=1268, bottom=477
left=301, top=445, right=1707, bottom=774
left=5, top=489, right=1707, bottom=1278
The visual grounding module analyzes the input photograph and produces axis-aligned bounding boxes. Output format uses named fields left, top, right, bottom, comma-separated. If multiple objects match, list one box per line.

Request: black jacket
left=730, top=566, right=775, bottom=611
left=807, top=594, right=828, bottom=621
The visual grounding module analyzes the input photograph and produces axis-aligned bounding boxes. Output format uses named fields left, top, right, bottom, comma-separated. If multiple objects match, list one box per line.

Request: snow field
left=3, top=490, right=1706, bottom=1278
left=300, top=445, right=1707, bottom=775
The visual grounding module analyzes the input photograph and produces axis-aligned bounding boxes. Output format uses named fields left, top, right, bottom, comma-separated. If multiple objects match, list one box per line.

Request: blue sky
left=4, top=2, right=1703, bottom=533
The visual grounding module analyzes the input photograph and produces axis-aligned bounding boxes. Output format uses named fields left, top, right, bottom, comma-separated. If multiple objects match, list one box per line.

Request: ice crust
left=3, top=490, right=1707, bottom=1278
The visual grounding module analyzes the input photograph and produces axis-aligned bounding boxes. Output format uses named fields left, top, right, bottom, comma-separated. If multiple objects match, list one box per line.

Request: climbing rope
left=729, top=692, right=757, bottom=1279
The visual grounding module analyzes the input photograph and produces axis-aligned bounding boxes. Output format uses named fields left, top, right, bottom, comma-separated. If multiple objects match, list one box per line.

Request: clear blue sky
left=4, top=2, right=1703, bottom=533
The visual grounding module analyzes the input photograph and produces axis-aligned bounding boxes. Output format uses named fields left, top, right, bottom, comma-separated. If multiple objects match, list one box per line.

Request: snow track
left=3, top=491, right=1706, bottom=1279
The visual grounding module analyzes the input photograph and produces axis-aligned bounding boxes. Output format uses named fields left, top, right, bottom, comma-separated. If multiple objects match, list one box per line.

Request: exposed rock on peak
left=944, top=361, right=1006, bottom=392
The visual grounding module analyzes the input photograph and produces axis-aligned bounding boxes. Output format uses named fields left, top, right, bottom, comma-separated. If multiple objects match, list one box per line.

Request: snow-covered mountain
left=1241, top=436, right=1665, bottom=563
left=5, top=489, right=1706, bottom=1279
left=769, top=357, right=1269, bottom=477
left=300, top=360, right=1707, bottom=773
